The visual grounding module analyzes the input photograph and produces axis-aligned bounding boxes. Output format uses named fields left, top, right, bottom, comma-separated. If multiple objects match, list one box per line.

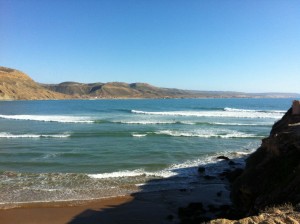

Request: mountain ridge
left=1, top=66, right=299, bottom=100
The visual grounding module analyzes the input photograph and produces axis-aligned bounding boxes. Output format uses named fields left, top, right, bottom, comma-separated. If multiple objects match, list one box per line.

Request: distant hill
left=0, top=66, right=68, bottom=100
left=1, top=66, right=300, bottom=100
left=42, top=82, right=300, bottom=99
left=41, top=82, right=196, bottom=98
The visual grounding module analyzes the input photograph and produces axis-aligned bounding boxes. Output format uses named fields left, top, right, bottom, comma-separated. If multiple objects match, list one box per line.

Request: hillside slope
left=42, top=82, right=195, bottom=98
left=0, top=67, right=68, bottom=100
left=1, top=66, right=300, bottom=99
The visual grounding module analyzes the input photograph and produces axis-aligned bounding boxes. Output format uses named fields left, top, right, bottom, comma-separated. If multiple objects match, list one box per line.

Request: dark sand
left=0, top=181, right=231, bottom=224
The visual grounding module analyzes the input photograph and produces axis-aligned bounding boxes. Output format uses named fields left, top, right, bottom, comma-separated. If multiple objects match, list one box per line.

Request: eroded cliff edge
left=230, top=101, right=300, bottom=218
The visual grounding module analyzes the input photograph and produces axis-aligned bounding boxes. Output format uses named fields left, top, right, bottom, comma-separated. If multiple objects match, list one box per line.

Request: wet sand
left=0, top=181, right=231, bottom=224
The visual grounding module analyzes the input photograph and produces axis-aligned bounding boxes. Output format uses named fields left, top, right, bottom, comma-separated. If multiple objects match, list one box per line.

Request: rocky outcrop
left=231, top=102, right=300, bottom=215
left=0, top=66, right=68, bottom=100
left=212, top=204, right=300, bottom=224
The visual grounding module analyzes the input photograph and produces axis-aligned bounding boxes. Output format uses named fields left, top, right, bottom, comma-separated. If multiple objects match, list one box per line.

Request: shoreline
left=0, top=195, right=133, bottom=224
left=1, top=96, right=299, bottom=102
left=0, top=195, right=132, bottom=210
left=0, top=176, right=232, bottom=223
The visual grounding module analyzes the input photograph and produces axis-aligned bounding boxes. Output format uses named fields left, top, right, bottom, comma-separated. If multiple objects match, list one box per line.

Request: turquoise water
left=0, top=98, right=292, bottom=205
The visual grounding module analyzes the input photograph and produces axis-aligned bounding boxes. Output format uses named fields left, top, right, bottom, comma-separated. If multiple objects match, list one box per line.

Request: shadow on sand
left=67, top=157, right=244, bottom=224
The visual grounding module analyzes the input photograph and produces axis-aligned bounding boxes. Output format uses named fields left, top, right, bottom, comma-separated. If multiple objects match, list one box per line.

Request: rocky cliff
left=0, top=67, right=68, bottom=100
left=231, top=102, right=300, bottom=215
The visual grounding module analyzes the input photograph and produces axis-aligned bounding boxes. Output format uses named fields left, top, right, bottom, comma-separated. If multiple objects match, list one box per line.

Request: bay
left=0, top=98, right=292, bottom=206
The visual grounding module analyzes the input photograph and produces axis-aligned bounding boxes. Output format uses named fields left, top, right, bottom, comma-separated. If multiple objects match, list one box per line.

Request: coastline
left=0, top=195, right=133, bottom=224
left=0, top=96, right=299, bottom=101
left=0, top=178, right=232, bottom=224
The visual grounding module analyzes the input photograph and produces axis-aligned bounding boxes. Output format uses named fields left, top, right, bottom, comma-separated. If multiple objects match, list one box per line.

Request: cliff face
left=231, top=104, right=300, bottom=215
left=0, top=67, right=68, bottom=100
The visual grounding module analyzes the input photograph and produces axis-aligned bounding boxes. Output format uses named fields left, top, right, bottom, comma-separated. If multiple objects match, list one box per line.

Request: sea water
left=0, top=98, right=292, bottom=206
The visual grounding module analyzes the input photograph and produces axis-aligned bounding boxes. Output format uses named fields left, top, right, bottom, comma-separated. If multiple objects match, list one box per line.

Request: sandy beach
left=0, top=178, right=231, bottom=224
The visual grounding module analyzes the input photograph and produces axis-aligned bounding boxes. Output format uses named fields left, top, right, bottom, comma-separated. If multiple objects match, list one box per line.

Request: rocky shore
left=180, top=101, right=300, bottom=223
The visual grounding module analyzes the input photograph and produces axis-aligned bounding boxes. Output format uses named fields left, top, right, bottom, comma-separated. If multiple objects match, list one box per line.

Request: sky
left=0, top=0, right=299, bottom=93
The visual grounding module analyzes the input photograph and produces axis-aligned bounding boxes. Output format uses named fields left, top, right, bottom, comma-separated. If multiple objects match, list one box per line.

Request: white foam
left=131, top=109, right=284, bottom=119
left=0, top=132, right=70, bottom=138
left=132, top=133, right=147, bottom=137
left=0, top=115, right=94, bottom=123
left=224, top=107, right=286, bottom=113
left=88, top=170, right=146, bottom=179
left=119, top=121, right=176, bottom=125
left=212, top=122, right=273, bottom=126
left=88, top=168, right=177, bottom=179
left=155, top=130, right=263, bottom=138
left=88, top=149, right=253, bottom=180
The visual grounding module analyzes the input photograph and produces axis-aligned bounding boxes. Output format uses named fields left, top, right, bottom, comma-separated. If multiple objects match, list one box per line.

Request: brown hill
left=42, top=81, right=194, bottom=98
left=1, top=66, right=300, bottom=100
left=0, top=66, right=68, bottom=100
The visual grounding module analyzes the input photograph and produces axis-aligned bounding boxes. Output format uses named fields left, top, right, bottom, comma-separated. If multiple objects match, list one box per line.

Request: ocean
left=0, top=98, right=292, bottom=208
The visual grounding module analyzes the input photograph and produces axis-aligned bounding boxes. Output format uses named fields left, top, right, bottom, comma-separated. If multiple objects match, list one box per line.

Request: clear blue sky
left=1, top=0, right=299, bottom=93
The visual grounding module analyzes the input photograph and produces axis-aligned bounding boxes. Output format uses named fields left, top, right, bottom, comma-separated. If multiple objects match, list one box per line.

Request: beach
left=0, top=176, right=232, bottom=224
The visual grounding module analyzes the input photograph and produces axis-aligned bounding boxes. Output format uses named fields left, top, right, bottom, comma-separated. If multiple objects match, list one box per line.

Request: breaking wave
left=118, top=120, right=272, bottom=126
left=223, top=107, right=286, bottom=113
left=0, top=115, right=94, bottom=123
left=88, top=148, right=253, bottom=180
left=154, top=130, right=264, bottom=139
left=131, top=108, right=284, bottom=119
left=0, top=132, right=70, bottom=138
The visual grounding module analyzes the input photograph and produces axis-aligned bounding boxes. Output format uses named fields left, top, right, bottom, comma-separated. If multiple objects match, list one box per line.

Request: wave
left=0, top=132, right=70, bottom=138
left=131, top=133, right=147, bottom=137
left=118, top=120, right=272, bottom=127
left=211, top=122, right=273, bottom=126
left=131, top=109, right=284, bottom=119
left=118, top=120, right=177, bottom=125
left=88, top=148, right=254, bottom=180
left=154, top=130, right=264, bottom=139
left=224, top=107, right=286, bottom=113
left=0, top=115, right=94, bottom=123
left=88, top=169, right=177, bottom=179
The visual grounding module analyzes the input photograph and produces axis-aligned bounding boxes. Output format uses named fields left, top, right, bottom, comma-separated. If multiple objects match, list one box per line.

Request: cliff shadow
left=67, top=156, right=245, bottom=224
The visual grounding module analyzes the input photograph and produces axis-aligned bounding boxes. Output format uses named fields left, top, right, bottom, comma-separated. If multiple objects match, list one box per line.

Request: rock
left=198, top=166, right=206, bottom=173
left=216, top=191, right=222, bottom=197
left=204, top=175, right=216, bottom=180
left=228, top=160, right=236, bottom=166
left=178, top=203, right=210, bottom=224
left=211, top=205, right=300, bottom=224
left=216, top=156, right=230, bottom=161
left=225, top=168, right=244, bottom=182
left=292, top=100, right=300, bottom=115
left=166, top=214, right=174, bottom=220
left=231, top=106, right=300, bottom=215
